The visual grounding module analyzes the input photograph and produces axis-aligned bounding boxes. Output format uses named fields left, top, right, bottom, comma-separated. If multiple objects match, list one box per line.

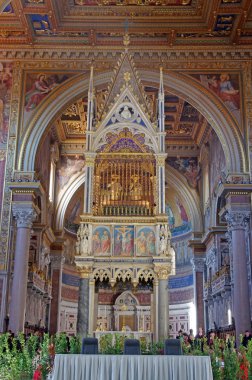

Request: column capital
left=12, top=205, right=37, bottom=228
left=155, top=154, right=167, bottom=166
left=50, top=254, right=65, bottom=269
left=78, top=266, right=93, bottom=279
left=84, top=152, right=96, bottom=166
left=154, top=264, right=171, bottom=280
left=225, top=211, right=250, bottom=231
left=191, top=257, right=205, bottom=272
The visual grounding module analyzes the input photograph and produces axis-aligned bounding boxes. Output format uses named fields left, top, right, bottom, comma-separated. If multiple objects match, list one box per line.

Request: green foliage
left=222, top=346, right=239, bottom=380
left=99, top=333, right=128, bottom=354
left=39, top=333, right=51, bottom=379
left=54, top=332, right=68, bottom=354
left=0, top=331, right=252, bottom=380
left=246, top=339, right=252, bottom=380
left=69, top=335, right=81, bottom=354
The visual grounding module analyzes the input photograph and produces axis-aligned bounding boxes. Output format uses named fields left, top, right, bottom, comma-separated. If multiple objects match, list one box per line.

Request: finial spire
left=123, top=18, right=130, bottom=52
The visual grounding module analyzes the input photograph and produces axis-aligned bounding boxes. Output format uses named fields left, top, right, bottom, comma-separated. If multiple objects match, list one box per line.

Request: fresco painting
left=191, top=72, right=241, bottom=123
left=209, top=130, right=226, bottom=193
left=92, top=227, right=111, bottom=255
left=165, top=188, right=191, bottom=237
left=56, top=156, right=85, bottom=190
left=136, top=227, right=155, bottom=256
left=167, top=157, right=200, bottom=189
left=0, top=63, right=12, bottom=146
left=114, top=225, right=134, bottom=256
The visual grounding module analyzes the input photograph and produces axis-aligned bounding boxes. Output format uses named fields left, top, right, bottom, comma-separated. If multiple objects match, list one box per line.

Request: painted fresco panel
left=165, top=188, right=191, bottom=237
left=56, top=156, right=85, bottom=193
left=24, top=72, right=72, bottom=113
left=209, top=130, right=226, bottom=193
left=114, top=225, right=134, bottom=256
left=92, top=226, right=111, bottom=255
left=167, top=157, right=200, bottom=189
left=136, top=226, right=155, bottom=256
left=190, top=72, right=241, bottom=123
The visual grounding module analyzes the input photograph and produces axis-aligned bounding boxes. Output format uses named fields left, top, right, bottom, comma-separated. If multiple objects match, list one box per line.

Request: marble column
left=158, top=279, right=169, bottom=340
left=88, top=279, right=95, bottom=335
left=9, top=207, right=37, bottom=334
left=152, top=279, right=159, bottom=341
left=191, top=257, right=205, bottom=331
left=225, top=211, right=251, bottom=342
left=77, top=273, right=89, bottom=337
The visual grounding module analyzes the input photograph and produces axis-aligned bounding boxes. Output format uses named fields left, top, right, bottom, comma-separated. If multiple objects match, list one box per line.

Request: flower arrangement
left=0, top=332, right=252, bottom=379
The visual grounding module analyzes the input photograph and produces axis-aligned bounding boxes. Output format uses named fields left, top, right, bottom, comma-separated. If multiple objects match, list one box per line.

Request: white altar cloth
left=51, top=354, right=213, bottom=380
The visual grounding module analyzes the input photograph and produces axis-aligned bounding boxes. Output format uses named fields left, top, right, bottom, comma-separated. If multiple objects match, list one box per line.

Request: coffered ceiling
left=1, top=0, right=252, bottom=47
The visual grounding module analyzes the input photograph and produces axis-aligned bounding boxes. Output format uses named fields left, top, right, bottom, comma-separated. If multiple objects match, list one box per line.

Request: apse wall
left=166, top=186, right=195, bottom=336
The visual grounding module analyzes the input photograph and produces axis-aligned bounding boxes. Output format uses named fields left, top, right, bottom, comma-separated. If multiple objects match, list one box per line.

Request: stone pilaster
left=9, top=205, right=37, bottom=334
left=225, top=210, right=251, bottom=343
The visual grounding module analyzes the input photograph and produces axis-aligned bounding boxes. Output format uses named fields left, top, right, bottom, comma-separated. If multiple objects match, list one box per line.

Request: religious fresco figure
left=92, top=231, right=101, bottom=254
left=25, top=73, right=70, bottom=112
left=165, top=204, right=175, bottom=229
left=175, top=196, right=189, bottom=224
left=101, top=230, right=111, bottom=254
left=93, top=228, right=111, bottom=254
left=146, top=231, right=155, bottom=255
left=136, top=227, right=155, bottom=255
left=114, top=226, right=134, bottom=256
left=136, top=231, right=147, bottom=254
left=25, top=74, right=51, bottom=112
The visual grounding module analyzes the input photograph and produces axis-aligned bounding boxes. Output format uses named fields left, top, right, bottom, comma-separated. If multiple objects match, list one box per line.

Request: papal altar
left=51, top=354, right=213, bottom=380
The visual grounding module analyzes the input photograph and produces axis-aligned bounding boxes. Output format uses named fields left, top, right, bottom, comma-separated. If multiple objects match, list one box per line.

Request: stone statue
left=76, top=223, right=91, bottom=256
left=159, top=224, right=171, bottom=255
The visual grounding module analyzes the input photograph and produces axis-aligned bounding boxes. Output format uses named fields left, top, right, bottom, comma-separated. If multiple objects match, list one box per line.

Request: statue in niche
left=76, top=224, right=90, bottom=256
left=108, top=176, right=122, bottom=201
left=129, top=175, right=142, bottom=201
left=159, top=224, right=171, bottom=255
left=120, top=105, right=132, bottom=120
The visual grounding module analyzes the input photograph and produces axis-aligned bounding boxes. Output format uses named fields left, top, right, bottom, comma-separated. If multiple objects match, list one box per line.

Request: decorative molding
left=225, top=211, right=250, bottom=231
left=0, top=49, right=252, bottom=63
left=191, top=257, right=205, bottom=272
left=12, top=207, right=37, bottom=228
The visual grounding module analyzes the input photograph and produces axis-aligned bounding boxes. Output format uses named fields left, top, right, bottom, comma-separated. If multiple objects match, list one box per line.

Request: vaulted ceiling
left=1, top=0, right=252, bottom=47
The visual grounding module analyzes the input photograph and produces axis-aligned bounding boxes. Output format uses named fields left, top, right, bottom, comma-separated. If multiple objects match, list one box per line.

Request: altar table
left=51, top=354, right=213, bottom=380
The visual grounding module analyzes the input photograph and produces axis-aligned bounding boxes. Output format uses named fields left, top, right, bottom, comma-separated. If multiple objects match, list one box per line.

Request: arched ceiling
left=0, top=0, right=252, bottom=47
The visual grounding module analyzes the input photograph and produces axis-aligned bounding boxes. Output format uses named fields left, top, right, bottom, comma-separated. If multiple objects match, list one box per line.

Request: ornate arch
left=55, top=172, right=85, bottom=231
left=137, top=269, right=156, bottom=282
left=93, top=268, right=112, bottom=282
left=141, top=69, right=247, bottom=173
left=114, top=268, right=133, bottom=282
left=19, top=70, right=246, bottom=174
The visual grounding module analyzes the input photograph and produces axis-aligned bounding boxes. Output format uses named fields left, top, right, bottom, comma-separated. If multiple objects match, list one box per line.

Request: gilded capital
left=78, top=266, right=92, bottom=279
left=154, top=264, right=171, bottom=280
